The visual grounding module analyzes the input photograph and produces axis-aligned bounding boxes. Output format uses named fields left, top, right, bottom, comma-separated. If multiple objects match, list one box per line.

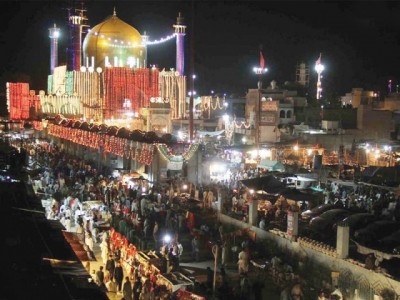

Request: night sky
left=1, top=0, right=400, bottom=98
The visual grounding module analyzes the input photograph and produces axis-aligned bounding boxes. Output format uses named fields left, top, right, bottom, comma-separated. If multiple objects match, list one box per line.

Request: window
left=286, top=110, right=292, bottom=118
left=280, top=110, right=285, bottom=118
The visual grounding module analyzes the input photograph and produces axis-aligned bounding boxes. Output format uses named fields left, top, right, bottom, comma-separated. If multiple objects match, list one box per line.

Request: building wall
left=259, top=125, right=279, bottom=143
left=357, top=105, right=393, bottom=139
left=382, top=99, right=400, bottom=111
left=219, top=213, right=400, bottom=299
left=341, top=88, right=375, bottom=108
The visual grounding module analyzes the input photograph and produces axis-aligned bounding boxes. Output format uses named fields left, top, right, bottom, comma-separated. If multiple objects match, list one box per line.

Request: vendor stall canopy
left=240, top=175, right=286, bottom=194
left=257, top=159, right=285, bottom=172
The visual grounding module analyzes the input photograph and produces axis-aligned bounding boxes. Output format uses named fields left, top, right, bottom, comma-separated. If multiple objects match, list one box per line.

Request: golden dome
left=82, top=13, right=146, bottom=69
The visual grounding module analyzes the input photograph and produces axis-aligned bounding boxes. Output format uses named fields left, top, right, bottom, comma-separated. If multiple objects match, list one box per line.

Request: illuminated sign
left=261, top=100, right=278, bottom=112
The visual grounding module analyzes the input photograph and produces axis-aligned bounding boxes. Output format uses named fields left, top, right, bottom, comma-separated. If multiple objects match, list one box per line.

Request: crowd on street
left=20, top=138, right=380, bottom=299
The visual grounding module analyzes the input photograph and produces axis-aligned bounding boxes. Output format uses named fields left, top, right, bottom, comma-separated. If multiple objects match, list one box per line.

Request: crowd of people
left=324, top=181, right=400, bottom=220
left=21, top=138, right=370, bottom=299
left=24, top=140, right=251, bottom=299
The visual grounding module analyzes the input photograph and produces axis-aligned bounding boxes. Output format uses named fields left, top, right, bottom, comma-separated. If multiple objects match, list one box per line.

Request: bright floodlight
left=223, top=114, right=229, bottom=122
left=163, top=234, right=171, bottom=243
left=253, top=67, right=268, bottom=74
left=315, top=64, right=325, bottom=72
left=293, top=145, right=299, bottom=151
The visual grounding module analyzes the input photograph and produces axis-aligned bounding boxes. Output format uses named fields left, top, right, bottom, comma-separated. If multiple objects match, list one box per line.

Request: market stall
left=176, top=289, right=205, bottom=300
left=135, top=251, right=162, bottom=282
left=81, top=200, right=111, bottom=231
left=122, top=171, right=149, bottom=190
left=156, top=272, right=194, bottom=293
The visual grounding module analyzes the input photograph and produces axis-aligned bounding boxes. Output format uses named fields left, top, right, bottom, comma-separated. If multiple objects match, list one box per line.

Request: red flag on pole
left=316, top=53, right=322, bottom=65
left=260, top=50, right=265, bottom=69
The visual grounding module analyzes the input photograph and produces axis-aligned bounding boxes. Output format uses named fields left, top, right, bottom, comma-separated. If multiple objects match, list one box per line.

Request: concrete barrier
left=218, top=213, right=400, bottom=299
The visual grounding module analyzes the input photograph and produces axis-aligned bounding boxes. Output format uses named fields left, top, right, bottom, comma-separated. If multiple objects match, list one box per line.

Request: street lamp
left=189, top=74, right=196, bottom=141
left=320, top=105, right=324, bottom=120
left=253, top=67, right=268, bottom=89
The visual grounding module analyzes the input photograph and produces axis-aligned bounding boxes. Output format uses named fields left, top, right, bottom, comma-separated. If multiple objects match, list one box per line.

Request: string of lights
left=87, top=31, right=176, bottom=48
left=146, top=33, right=177, bottom=45
left=155, top=143, right=199, bottom=162
left=201, top=96, right=225, bottom=112
left=234, top=120, right=251, bottom=129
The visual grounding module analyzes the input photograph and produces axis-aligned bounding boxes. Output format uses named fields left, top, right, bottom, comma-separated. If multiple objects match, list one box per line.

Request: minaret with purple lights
left=48, top=24, right=60, bottom=74
left=67, top=4, right=88, bottom=71
left=173, top=12, right=186, bottom=75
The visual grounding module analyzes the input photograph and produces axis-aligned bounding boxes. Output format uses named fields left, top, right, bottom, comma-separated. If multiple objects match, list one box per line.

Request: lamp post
left=253, top=67, right=268, bottom=152
left=189, top=74, right=196, bottom=142
left=315, top=54, right=324, bottom=100
left=223, top=114, right=232, bottom=145
left=212, top=244, right=219, bottom=296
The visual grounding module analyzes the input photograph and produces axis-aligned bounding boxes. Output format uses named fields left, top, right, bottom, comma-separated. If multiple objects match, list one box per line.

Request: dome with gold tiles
left=82, top=11, right=147, bottom=69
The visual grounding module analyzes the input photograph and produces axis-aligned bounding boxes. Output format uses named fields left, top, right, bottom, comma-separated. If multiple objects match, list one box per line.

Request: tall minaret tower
left=67, top=4, right=88, bottom=71
left=49, top=24, right=60, bottom=74
left=173, top=12, right=186, bottom=75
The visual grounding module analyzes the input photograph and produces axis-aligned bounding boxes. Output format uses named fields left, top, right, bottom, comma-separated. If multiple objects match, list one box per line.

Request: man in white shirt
left=85, top=232, right=94, bottom=252
left=232, top=195, right=237, bottom=207
left=238, top=248, right=249, bottom=275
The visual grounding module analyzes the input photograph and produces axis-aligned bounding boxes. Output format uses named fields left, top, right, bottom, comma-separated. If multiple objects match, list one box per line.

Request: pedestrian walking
left=85, top=231, right=94, bottom=252
left=106, top=254, right=115, bottom=280
left=96, top=266, right=105, bottom=286
left=133, top=277, right=142, bottom=300
left=114, top=261, right=124, bottom=293
left=191, top=235, right=200, bottom=262
left=122, top=276, right=133, bottom=300
left=221, top=241, right=229, bottom=267
left=153, top=221, right=159, bottom=248
left=238, top=247, right=249, bottom=275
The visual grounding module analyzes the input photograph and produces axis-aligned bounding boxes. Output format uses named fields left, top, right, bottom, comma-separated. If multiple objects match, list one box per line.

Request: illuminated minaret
left=315, top=53, right=324, bottom=100
left=67, top=4, right=87, bottom=71
left=142, top=31, right=149, bottom=68
left=173, top=12, right=186, bottom=75
left=48, top=24, right=60, bottom=74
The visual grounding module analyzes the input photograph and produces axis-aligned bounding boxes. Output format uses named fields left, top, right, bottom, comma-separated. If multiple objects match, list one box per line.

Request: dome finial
left=113, top=6, right=116, bottom=16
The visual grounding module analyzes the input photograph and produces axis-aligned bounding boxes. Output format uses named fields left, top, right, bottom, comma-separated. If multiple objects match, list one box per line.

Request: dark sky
left=1, top=0, right=400, bottom=97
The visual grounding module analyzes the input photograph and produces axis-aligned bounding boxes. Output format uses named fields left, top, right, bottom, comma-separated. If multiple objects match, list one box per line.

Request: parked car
left=334, top=213, right=377, bottom=237
left=378, top=230, right=400, bottom=253
left=301, top=203, right=342, bottom=222
left=354, top=220, right=400, bottom=247
left=309, top=209, right=352, bottom=240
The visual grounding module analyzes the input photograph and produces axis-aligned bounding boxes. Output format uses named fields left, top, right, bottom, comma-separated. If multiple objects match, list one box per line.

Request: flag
left=260, top=50, right=265, bottom=69
left=316, top=53, right=322, bottom=65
